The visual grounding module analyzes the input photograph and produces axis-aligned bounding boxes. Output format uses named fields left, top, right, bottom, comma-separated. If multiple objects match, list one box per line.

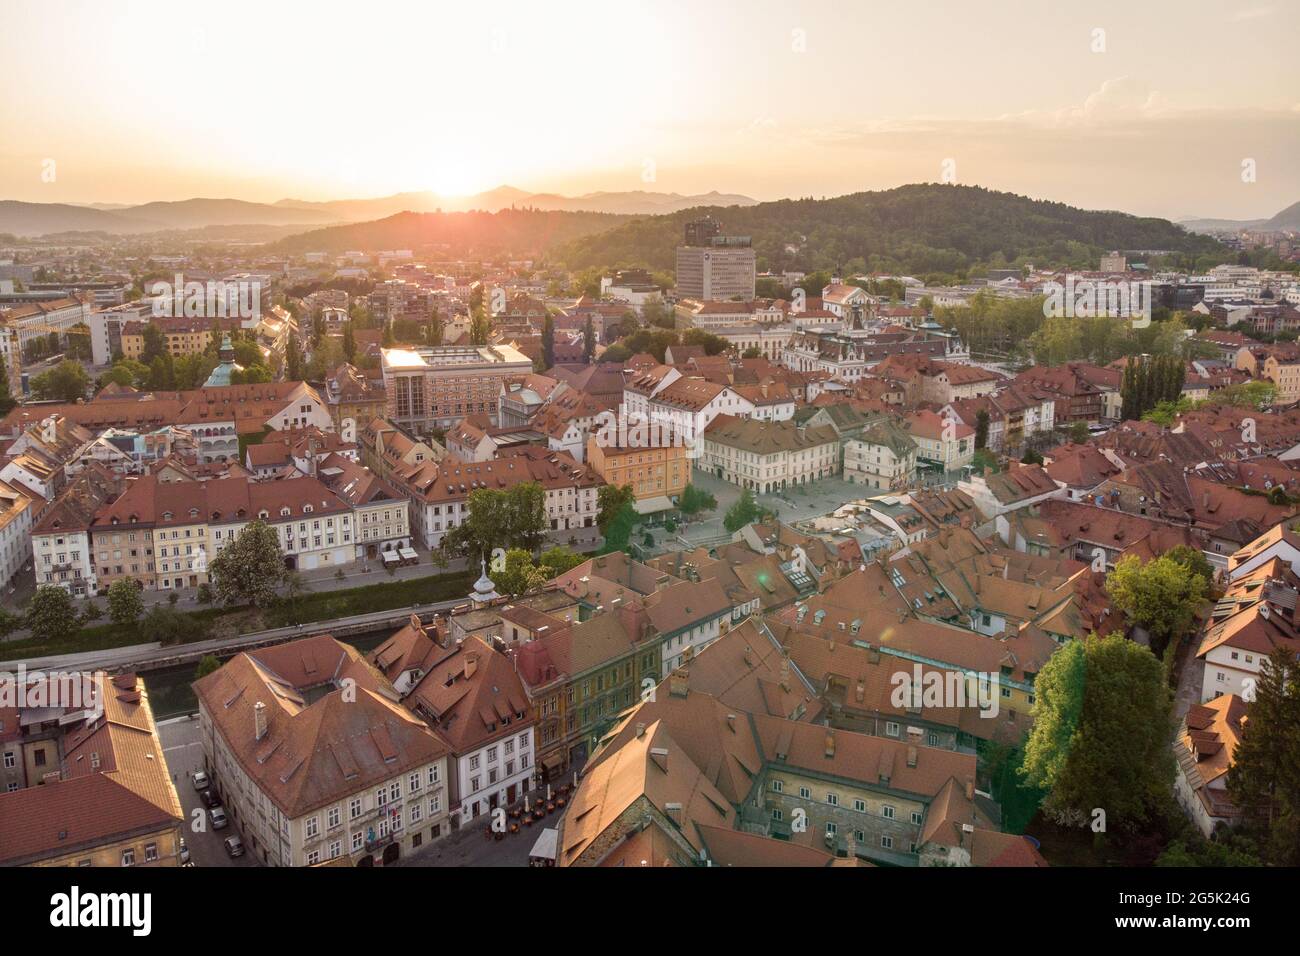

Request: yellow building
left=120, top=318, right=215, bottom=360
left=585, top=435, right=688, bottom=507
left=1262, top=355, right=1300, bottom=403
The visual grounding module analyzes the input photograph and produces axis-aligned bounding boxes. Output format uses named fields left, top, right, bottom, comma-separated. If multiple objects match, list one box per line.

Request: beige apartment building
left=381, top=344, right=533, bottom=434
left=194, top=635, right=453, bottom=867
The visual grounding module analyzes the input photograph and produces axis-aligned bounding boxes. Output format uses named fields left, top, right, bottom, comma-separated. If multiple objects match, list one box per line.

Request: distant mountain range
left=0, top=187, right=758, bottom=238
left=1180, top=201, right=1300, bottom=233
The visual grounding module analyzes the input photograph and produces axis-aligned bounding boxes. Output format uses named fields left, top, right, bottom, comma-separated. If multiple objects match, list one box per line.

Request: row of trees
left=1120, top=353, right=1188, bottom=425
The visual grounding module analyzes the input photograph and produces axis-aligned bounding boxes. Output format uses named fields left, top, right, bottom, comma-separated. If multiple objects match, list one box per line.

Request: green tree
left=974, top=410, right=990, bottom=450
left=107, top=578, right=144, bottom=626
left=138, top=605, right=189, bottom=645
left=208, top=519, right=289, bottom=608
left=342, top=322, right=357, bottom=363
left=490, top=548, right=551, bottom=596
left=26, top=585, right=80, bottom=644
left=1226, top=647, right=1300, bottom=863
left=1020, top=633, right=1175, bottom=830
left=0, top=362, right=15, bottom=415
left=285, top=331, right=303, bottom=380
left=30, top=360, right=91, bottom=401
left=538, top=545, right=583, bottom=576
left=542, top=314, right=555, bottom=369
left=597, top=484, right=636, bottom=535
left=195, top=654, right=222, bottom=682
left=678, top=483, right=717, bottom=516
left=443, top=483, right=548, bottom=565
left=724, top=488, right=763, bottom=533
left=583, top=316, right=595, bottom=362
left=1105, top=553, right=1208, bottom=658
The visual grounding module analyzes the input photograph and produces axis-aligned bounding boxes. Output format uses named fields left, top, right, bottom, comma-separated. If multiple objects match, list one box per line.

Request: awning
left=632, top=495, right=675, bottom=515
left=382, top=551, right=400, bottom=564
left=399, top=547, right=418, bottom=561
left=529, top=827, right=559, bottom=861
left=540, top=750, right=565, bottom=772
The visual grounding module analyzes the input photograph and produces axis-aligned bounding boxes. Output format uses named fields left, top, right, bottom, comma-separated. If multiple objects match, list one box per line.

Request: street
left=158, top=716, right=261, bottom=869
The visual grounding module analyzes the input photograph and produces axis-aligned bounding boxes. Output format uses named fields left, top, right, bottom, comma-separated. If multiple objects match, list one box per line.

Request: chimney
left=650, top=747, right=669, bottom=774
left=663, top=801, right=682, bottom=827
left=635, top=722, right=646, bottom=738
left=906, top=746, right=918, bottom=768
left=254, top=701, right=268, bottom=741
left=824, top=729, right=836, bottom=759
left=780, top=654, right=791, bottom=690
left=668, top=668, right=689, bottom=699
left=464, top=653, right=479, bottom=680
left=725, top=713, right=737, bottom=733
left=965, top=778, right=975, bottom=801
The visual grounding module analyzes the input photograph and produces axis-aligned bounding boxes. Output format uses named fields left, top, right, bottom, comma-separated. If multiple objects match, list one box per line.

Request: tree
left=1020, top=633, right=1175, bottom=830
left=0, top=607, right=20, bottom=638
left=0, top=361, right=15, bottom=415
left=138, top=605, right=189, bottom=645
left=490, top=548, right=552, bottom=596
left=1105, top=553, right=1208, bottom=658
left=470, top=308, right=490, bottom=346
left=1226, top=647, right=1300, bottom=863
left=30, top=360, right=91, bottom=401
left=1068, top=421, right=1090, bottom=444
left=342, top=322, right=357, bottom=363
left=583, top=316, right=595, bottom=362
left=542, top=314, right=555, bottom=370
left=597, top=484, right=636, bottom=535
left=442, top=483, right=548, bottom=565
left=538, top=545, right=583, bottom=576
left=678, top=483, right=717, bottom=516
left=974, top=410, right=990, bottom=450
left=208, top=519, right=289, bottom=608
left=26, top=585, right=79, bottom=644
left=285, top=331, right=303, bottom=380
left=1163, top=545, right=1215, bottom=585
left=601, top=501, right=638, bottom=553
left=195, top=654, right=222, bottom=682
left=724, top=488, right=763, bottom=533
left=107, top=578, right=144, bottom=626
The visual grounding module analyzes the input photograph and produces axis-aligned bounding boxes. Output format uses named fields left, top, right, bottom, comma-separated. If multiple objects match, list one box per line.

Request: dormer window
left=280, top=507, right=291, bottom=517
left=304, top=504, right=313, bottom=513
left=258, top=509, right=269, bottom=519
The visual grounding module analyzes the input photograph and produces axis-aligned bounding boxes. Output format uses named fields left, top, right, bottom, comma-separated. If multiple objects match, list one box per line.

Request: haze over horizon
left=3, top=0, right=1297, bottom=223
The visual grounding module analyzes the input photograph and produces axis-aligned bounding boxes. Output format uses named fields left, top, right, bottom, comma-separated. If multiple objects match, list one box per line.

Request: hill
left=0, top=197, right=341, bottom=236
left=551, top=183, right=1226, bottom=277
left=273, top=186, right=757, bottom=220
left=1180, top=200, right=1300, bottom=234
left=269, top=208, right=631, bottom=257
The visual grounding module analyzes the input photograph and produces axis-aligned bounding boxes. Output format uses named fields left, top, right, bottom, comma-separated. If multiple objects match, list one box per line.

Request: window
left=772, top=808, right=783, bottom=822
left=427, top=765, right=440, bottom=786
left=121, top=848, right=135, bottom=867
left=881, top=835, right=894, bottom=849
left=882, top=805, right=895, bottom=819
left=826, top=793, right=839, bottom=806
left=798, top=786, right=811, bottom=799
left=853, top=798, right=866, bottom=812
left=350, top=797, right=362, bottom=820
left=770, top=779, right=783, bottom=793
left=911, top=811, right=923, bottom=825
left=306, top=816, right=319, bottom=838
left=327, top=806, right=340, bottom=829
left=351, top=831, right=364, bottom=852
left=826, top=822, right=837, bottom=836
left=144, top=843, right=158, bottom=862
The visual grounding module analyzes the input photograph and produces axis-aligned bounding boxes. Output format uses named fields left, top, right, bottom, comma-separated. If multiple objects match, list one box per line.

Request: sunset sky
left=3, top=0, right=1297, bottom=220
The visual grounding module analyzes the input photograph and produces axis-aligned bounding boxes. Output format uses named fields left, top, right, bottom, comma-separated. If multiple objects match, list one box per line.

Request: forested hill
left=272, top=208, right=630, bottom=257
left=551, top=183, right=1226, bottom=277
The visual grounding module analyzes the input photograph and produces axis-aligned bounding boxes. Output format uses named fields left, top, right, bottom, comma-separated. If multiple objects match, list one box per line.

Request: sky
left=2, top=0, right=1298, bottom=221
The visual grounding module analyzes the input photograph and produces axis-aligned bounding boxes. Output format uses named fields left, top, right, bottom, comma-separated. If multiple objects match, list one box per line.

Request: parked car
left=223, top=835, right=244, bottom=858
left=191, top=770, right=209, bottom=791
left=179, top=838, right=189, bottom=864
left=200, top=789, right=220, bottom=809
left=210, top=807, right=228, bottom=830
